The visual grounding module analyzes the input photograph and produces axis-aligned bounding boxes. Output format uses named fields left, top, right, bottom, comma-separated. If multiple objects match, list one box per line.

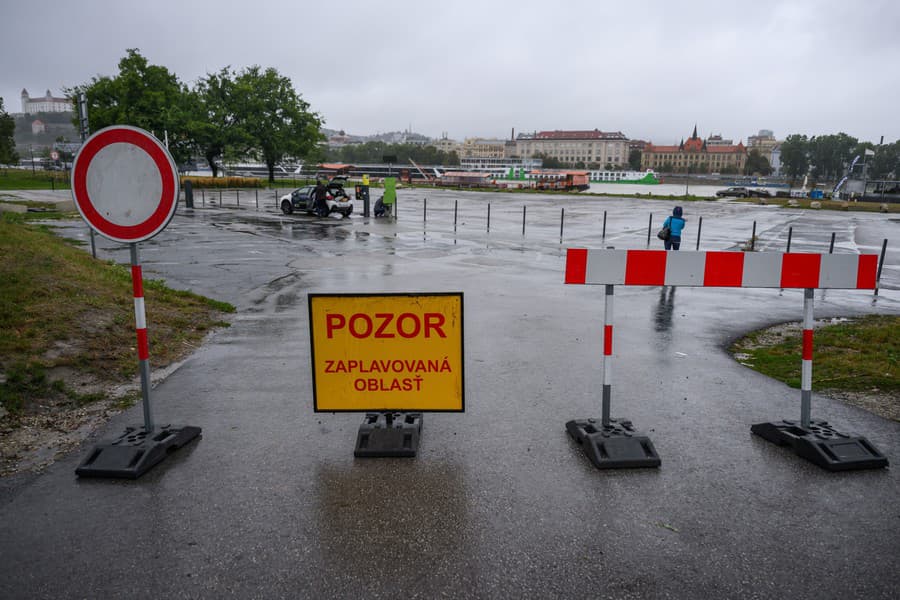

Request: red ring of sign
left=72, top=126, right=178, bottom=242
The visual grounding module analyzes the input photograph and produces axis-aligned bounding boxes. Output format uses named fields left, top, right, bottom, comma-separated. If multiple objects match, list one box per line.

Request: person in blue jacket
left=663, top=206, right=686, bottom=250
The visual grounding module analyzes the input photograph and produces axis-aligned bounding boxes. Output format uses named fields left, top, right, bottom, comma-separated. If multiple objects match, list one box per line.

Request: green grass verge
left=0, top=210, right=234, bottom=417
left=730, top=314, right=899, bottom=393
left=0, top=168, right=70, bottom=190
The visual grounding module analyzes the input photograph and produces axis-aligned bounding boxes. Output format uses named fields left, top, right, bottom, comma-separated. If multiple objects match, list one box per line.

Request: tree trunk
left=205, top=151, right=219, bottom=178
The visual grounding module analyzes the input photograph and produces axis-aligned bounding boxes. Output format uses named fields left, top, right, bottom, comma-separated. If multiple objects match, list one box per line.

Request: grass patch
left=0, top=211, right=234, bottom=417
left=0, top=168, right=70, bottom=190
left=731, top=315, right=899, bottom=393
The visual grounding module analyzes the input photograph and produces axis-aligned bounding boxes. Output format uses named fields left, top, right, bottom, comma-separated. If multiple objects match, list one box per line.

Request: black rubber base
left=75, top=424, right=201, bottom=479
left=566, top=418, right=661, bottom=469
left=751, top=419, right=888, bottom=471
left=354, top=413, right=422, bottom=457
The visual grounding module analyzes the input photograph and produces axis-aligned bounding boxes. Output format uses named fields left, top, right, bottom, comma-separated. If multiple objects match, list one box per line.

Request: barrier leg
left=354, top=412, right=422, bottom=457
left=750, top=287, right=887, bottom=471
left=602, top=284, right=613, bottom=426
left=800, top=288, right=813, bottom=428
left=565, top=284, right=660, bottom=469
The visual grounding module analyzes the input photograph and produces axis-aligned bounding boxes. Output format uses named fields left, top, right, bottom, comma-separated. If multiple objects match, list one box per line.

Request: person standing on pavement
left=313, top=179, right=329, bottom=217
left=663, top=206, right=686, bottom=250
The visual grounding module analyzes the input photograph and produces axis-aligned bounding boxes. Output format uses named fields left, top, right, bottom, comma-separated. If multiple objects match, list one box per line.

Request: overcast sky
left=3, top=0, right=899, bottom=145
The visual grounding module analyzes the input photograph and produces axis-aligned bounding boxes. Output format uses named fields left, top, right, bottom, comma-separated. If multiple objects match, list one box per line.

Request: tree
left=808, top=132, right=857, bottom=181
left=231, top=66, right=323, bottom=183
left=0, top=98, right=17, bottom=165
left=744, top=149, right=772, bottom=175
left=779, top=134, right=809, bottom=182
left=68, top=49, right=193, bottom=164
left=188, top=68, right=252, bottom=178
left=534, top=153, right=563, bottom=168
left=867, top=141, right=900, bottom=180
left=628, top=148, right=642, bottom=171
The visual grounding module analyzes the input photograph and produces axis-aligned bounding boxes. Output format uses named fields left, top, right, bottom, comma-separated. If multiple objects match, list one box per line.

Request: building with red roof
left=642, top=125, right=747, bottom=174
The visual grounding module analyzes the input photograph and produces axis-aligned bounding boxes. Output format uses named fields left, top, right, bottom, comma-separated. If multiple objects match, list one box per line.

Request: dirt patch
left=0, top=347, right=199, bottom=477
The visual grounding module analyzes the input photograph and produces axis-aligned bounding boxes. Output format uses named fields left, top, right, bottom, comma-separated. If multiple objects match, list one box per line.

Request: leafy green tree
left=779, top=134, right=809, bottom=181
left=532, top=153, right=563, bottom=168
left=67, top=49, right=193, bottom=164
left=231, top=66, right=323, bottom=183
left=808, top=132, right=857, bottom=180
left=867, top=141, right=900, bottom=180
left=325, top=142, right=457, bottom=167
left=188, top=68, right=254, bottom=178
left=0, top=98, right=18, bottom=165
left=745, top=149, right=772, bottom=175
left=628, top=148, right=642, bottom=171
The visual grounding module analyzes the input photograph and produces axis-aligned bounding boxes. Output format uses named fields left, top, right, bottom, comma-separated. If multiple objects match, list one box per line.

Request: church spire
left=692, top=124, right=698, bottom=139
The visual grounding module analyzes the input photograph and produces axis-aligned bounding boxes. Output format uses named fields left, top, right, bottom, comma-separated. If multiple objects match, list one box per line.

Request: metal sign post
left=130, top=243, right=154, bottom=433
left=70, top=125, right=200, bottom=479
left=76, top=93, right=97, bottom=259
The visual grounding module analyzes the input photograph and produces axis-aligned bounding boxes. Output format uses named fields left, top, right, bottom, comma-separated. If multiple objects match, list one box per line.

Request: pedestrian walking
left=662, top=206, right=686, bottom=250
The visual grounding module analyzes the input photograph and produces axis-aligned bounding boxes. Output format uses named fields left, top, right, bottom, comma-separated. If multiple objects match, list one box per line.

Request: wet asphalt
left=1, top=189, right=899, bottom=599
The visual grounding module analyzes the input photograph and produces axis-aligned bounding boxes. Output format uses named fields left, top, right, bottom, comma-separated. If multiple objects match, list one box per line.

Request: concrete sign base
left=354, top=413, right=422, bottom=457
left=751, top=419, right=888, bottom=471
left=75, top=424, right=201, bottom=479
left=566, top=418, right=661, bottom=469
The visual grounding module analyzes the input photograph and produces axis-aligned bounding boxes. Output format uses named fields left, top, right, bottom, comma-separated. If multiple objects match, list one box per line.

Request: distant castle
left=21, top=88, right=72, bottom=113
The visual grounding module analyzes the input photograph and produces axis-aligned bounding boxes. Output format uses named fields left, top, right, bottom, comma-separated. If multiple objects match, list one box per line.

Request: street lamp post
left=29, top=145, right=35, bottom=174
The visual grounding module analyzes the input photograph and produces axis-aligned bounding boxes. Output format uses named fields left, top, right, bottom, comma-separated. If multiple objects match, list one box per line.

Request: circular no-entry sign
left=71, top=125, right=179, bottom=243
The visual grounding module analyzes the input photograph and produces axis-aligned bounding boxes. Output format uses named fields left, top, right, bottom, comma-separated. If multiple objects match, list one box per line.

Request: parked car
left=748, top=188, right=772, bottom=198
left=280, top=177, right=353, bottom=216
left=716, top=186, right=750, bottom=198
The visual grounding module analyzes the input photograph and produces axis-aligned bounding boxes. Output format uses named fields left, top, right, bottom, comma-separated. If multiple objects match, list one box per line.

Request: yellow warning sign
left=308, top=293, right=464, bottom=412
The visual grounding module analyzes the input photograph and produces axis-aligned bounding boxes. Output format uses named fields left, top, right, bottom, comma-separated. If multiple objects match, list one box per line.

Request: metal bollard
left=560, top=207, right=565, bottom=244
left=184, top=180, right=194, bottom=208
left=487, top=203, right=491, bottom=233
left=602, top=210, right=607, bottom=240
left=751, top=221, right=757, bottom=251
left=786, top=226, right=793, bottom=253
left=522, top=205, right=526, bottom=236
left=828, top=232, right=835, bottom=253
left=647, top=213, right=653, bottom=247
left=874, top=238, right=888, bottom=297
left=695, top=216, right=703, bottom=250
left=454, top=200, right=458, bottom=234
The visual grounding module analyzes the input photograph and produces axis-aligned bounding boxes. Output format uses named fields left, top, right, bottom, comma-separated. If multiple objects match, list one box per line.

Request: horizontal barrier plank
left=565, top=249, right=878, bottom=289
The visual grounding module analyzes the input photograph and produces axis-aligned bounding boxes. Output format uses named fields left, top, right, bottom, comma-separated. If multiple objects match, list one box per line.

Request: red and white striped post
left=601, top=284, right=614, bottom=426
left=800, top=288, right=814, bottom=428
left=130, top=243, right=154, bottom=432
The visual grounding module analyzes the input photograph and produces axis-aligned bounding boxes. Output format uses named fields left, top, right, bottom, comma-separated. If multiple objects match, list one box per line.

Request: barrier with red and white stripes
left=565, top=249, right=878, bottom=289
left=563, top=248, right=887, bottom=471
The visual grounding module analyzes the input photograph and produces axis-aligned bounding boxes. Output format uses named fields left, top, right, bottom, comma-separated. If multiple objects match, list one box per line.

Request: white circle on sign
left=85, top=142, right=161, bottom=226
